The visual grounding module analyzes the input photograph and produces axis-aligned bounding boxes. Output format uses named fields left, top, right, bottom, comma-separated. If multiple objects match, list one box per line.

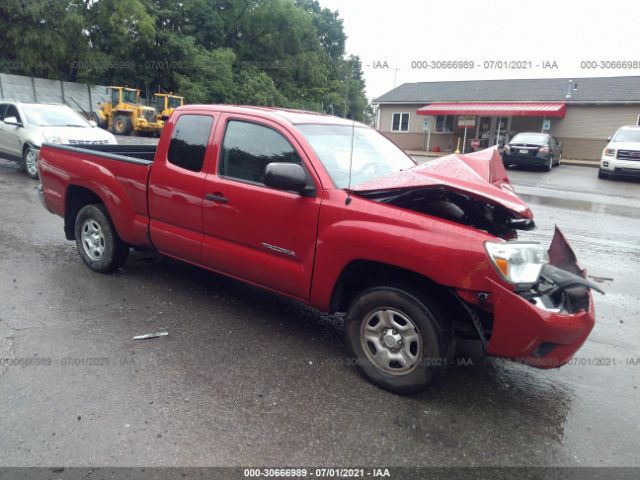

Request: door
left=0, top=105, right=23, bottom=158
left=148, top=113, right=216, bottom=263
left=201, top=116, right=321, bottom=300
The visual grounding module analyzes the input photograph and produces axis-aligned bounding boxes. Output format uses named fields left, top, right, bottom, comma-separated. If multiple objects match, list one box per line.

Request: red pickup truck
left=37, top=105, right=601, bottom=394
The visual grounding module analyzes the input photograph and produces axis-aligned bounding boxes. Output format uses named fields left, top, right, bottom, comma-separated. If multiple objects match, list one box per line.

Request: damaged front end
left=479, top=227, right=602, bottom=368
left=353, top=147, right=536, bottom=239
left=354, top=148, right=601, bottom=368
left=358, top=186, right=535, bottom=239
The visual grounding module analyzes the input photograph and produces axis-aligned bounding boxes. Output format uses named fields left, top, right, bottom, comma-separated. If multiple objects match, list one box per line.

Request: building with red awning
left=373, top=77, right=640, bottom=159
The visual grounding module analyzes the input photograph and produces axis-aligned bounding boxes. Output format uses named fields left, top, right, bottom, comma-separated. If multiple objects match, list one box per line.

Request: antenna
left=345, top=119, right=356, bottom=205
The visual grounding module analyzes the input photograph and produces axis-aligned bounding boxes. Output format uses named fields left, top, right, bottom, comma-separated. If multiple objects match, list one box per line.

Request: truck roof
left=176, top=104, right=366, bottom=127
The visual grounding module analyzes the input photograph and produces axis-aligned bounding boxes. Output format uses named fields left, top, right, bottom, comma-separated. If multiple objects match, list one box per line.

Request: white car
left=599, top=125, right=640, bottom=180
left=0, top=101, right=117, bottom=179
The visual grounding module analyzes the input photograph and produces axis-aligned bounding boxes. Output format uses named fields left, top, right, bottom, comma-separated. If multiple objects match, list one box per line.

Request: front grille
left=142, top=110, right=156, bottom=122
left=68, top=139, right=110, bottom=145
left=616, top=149, right=640, bottom=161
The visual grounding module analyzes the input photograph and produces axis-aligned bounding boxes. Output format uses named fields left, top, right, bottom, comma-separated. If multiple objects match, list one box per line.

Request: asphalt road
left=0, top=155, right=639, bottom=468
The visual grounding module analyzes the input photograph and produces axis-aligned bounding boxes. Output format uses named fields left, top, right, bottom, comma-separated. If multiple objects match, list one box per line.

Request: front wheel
left=112, top=114, right=132, bottom=135
left=74, top=204, right=129, bottom=273
left=344, top=287, right=454, bottom=395
left=23, top=145, right=39, bottom=179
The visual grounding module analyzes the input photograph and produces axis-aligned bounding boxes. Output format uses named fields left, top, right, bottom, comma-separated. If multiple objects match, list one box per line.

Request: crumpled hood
left=352, top=146, right=533, bottom=219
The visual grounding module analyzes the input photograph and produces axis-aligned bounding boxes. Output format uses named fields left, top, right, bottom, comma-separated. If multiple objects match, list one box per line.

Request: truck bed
left=45, top=143, right=157, bottom=163
left=39, top=142, right=156, bottom=247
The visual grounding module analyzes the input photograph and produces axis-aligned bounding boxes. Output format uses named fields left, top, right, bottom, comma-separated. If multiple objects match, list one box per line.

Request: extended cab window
left=220, top=120, right=301, bottom=184
left=167, top=114, right=213, bottom=172
left=0, top=104, right=7, bottom=121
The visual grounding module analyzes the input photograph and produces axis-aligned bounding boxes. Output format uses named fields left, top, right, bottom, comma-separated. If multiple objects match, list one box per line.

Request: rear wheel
left=113, top=114, right=132, bottom=135
left=344, top=286, right=454, bottom=395
left=544, top=156, right=553, bottom=172
left=23, top=145, right=39, bottom=179
left=74, top=204, right=129, bottom=273
left=89, top=111, right=107, bottom=129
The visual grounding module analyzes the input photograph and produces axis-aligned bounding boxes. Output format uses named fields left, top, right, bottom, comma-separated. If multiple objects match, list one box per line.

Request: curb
left=559, top=159, right=600, bottom=168
left=406, top=151, right=601, bottom=168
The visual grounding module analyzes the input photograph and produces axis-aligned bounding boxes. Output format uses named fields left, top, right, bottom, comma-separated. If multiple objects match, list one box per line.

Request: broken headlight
left=485, top=241, right=549, bottom=285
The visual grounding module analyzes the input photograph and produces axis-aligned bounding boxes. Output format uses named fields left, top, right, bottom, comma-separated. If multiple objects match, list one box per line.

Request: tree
left=0, top=0, right=371, bottom=120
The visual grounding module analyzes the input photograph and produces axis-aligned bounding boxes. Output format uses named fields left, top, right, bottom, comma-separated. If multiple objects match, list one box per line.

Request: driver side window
left=5, top=105, right=21, bottom=123
left=219, top=120, right=302, bottom=185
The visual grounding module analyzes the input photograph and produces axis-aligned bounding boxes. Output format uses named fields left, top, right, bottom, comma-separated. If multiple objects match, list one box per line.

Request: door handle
left=206, top=193, right=229, bottom=203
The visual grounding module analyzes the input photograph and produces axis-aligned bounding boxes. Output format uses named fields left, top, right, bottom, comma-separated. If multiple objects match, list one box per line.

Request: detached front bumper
left=483, top=228, right=597, bottom=368
left=485, top=279, right=594, bottom=368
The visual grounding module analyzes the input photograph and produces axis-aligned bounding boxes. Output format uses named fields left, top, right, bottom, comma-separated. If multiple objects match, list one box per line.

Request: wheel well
left=330, top=260, right=477, bottom=334
left=64, top=186, right=103, bottom=240
left=22, top=142, right=35, bottom=156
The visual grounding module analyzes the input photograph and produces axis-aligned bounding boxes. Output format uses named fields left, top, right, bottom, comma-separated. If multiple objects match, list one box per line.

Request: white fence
left=0, top=73, right=110, bottom=114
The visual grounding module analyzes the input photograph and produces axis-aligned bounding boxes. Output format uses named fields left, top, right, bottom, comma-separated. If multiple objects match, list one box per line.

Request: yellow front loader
left=89, top=87, right=164, bottom=136
left=153, top=93, right=184, bottom=122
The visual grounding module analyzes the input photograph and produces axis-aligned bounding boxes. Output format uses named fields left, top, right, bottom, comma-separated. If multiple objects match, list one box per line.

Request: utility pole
left=393, top=67, right=400, bottom=88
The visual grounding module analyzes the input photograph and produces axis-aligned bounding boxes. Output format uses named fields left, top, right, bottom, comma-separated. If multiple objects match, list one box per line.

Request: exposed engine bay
left=357, top=186, right=535, bottom=239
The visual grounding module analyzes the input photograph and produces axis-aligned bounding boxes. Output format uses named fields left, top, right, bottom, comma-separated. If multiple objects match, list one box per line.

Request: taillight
left=539, top=146, right=550, bottom=153
left=504, top=145, right=511, bottom=153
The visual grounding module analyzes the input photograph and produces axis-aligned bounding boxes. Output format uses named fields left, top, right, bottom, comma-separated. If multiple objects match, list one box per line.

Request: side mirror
left=263, top=162, right=311, bottom=195
left=4, top=116, right=22, bottom=127
left=88, top=119, right=98, bottom=127
left=607, top=136, right=612, bottom=142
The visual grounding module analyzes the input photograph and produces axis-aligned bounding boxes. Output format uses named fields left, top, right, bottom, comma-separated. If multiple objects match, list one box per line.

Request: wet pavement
left=0, top=157, right=639, bottom=467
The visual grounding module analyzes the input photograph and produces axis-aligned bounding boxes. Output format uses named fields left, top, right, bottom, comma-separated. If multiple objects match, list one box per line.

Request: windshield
left=612, top=129, right=640, bottom=143
left=298, top=124, right=415, bottom=189
left=510, top=133, right=548, bottom=145
left=21, top=105, right=90, bottom=127
left=122, top=90, right=138, bottom=103
left=168, top=97, right=182, bottom=108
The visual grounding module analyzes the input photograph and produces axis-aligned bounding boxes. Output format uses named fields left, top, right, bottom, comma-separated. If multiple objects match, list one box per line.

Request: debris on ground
left=132, top=331, right=169, bottom=340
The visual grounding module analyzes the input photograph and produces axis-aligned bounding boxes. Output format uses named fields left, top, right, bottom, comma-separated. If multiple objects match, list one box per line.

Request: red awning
left=416, top=102, right=566, bottom=118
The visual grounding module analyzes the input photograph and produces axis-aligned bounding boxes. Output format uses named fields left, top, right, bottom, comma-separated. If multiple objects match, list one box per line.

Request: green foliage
left=0, top=0, right=370, bottom=121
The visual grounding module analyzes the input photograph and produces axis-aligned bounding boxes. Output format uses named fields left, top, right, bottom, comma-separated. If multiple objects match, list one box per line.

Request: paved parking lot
left=0, top=156, right=639, bottom=467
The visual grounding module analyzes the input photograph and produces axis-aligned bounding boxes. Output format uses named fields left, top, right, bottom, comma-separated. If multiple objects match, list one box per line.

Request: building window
left=391, top=112, right=409, bottom=132
left=167, top=114, right=214, bottom=172
left=435, top=115, right=454, bottom=133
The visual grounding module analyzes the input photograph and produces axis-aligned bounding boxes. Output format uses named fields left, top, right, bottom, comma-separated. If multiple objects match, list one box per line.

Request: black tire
left=112, top=114, right=132, bottom=135
left=598, top=169, right=609, bottom=180
left=22, top=144, right=39, bottom=179
left=344, top=286, right=454, bottom=395
left=89, top=111, right=107, bottom=129
left=556, top=152, right=562, bottom=166
left=74, top=204, right=129, bottom=273
left=544, top=156, right=553, bottom=172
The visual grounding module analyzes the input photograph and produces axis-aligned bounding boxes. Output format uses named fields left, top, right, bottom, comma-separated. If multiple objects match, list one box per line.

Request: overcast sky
left=318, top=0, right=640, bottom=101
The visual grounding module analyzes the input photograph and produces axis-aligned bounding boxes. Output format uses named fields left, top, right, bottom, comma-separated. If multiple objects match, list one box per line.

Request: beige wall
left=510, top=116, right=543, bottom=132
left=377, top=104, right=456, bottom=151
left=377, top=103, right=640, bottom=160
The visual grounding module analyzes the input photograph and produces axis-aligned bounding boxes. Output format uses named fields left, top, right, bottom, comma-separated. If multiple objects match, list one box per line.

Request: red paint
left=38, top=105, right=595, bottom=369
left=416, top=102, right=567, bottom=118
